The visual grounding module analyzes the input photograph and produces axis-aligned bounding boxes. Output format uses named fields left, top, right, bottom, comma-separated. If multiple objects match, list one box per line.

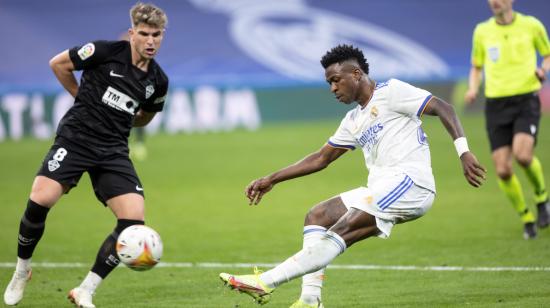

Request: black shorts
left=37, top=136, right=144, bottom=205
left=485, top=92, right=541, bottom=151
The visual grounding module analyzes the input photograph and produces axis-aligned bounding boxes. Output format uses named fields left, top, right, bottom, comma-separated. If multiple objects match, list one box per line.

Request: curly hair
left=320, top=44, right=369, bottom=74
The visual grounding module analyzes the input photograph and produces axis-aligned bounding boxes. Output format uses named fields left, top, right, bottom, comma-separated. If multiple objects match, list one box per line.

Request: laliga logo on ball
left=116, top=225, right=163, bottom=271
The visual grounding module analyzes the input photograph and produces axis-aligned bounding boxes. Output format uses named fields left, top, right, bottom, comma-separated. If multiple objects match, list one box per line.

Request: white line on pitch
left=1, top=262, right=549, bottom=272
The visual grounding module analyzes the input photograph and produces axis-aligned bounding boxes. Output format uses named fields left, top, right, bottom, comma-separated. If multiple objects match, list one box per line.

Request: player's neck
left=130, top=48, right=151, bottom=72
left=358, top=78, right=376, bottom=109
left=495, top=10, right=515, bottom=25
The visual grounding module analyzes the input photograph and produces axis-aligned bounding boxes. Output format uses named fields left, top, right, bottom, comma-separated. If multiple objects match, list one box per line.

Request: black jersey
left=56, top=40, right=168, bottom=151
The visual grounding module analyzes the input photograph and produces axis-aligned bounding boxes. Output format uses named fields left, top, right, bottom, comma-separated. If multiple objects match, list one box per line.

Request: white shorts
left=340, top=173, right=435, bottom=239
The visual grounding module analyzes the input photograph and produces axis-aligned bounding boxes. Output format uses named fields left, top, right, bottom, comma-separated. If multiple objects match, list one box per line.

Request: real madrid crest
left=145, top=85, right=155, bottom=99
left=370, top=106, right=378, bottom=119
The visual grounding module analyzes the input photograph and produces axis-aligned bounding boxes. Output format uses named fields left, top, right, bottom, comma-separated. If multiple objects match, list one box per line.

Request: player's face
left=129, top=23, right=164, bottom=60
left=487, top=0, right=513, bottom=16
left=324, top=63, right=361, bottom=104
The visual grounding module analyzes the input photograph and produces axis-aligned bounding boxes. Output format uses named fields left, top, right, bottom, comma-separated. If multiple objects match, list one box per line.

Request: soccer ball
left=116, top=225, right=163, bottom=271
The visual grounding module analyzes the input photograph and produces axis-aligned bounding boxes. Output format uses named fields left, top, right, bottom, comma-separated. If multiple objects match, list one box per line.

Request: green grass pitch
left=1, top=115, right=549, bottom=307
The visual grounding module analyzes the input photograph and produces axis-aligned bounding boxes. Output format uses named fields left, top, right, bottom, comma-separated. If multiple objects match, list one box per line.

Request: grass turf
left=1, top=115, right=549, bottom=307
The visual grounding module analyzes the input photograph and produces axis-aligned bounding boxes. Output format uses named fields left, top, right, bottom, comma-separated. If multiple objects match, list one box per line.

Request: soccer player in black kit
left=3, top=3, right=168, bottom=307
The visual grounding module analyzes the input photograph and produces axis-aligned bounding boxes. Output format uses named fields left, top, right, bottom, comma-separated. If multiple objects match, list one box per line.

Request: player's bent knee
left=495, top=168, right=513, bottom=180
left=106, top=194, right=145, bottom=220
left=304, top=206, right=327, bottom=225
left=304, top=197, right=347, bottom=227
left=514, top=154, right=532, bottom=168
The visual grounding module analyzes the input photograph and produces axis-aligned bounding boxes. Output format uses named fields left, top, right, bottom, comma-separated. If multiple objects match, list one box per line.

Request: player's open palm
left=245, top=177, right=274, bottom=205
left=460, top=152, right=486, bottom=187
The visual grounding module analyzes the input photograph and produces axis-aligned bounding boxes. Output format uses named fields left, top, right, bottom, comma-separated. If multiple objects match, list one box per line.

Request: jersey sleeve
left=69, top=40, right=114, bottom=70
left=531, top=17, right=550, bottom=56
left=387, top=79, right=432, bottom=119
left=327, top=114, right=356, bottom=151
left=471, top=24, right=485, bottom=67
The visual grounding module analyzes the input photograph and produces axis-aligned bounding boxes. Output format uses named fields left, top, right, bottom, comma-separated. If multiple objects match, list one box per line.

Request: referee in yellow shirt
left=465, top=0, right=550, bottom=239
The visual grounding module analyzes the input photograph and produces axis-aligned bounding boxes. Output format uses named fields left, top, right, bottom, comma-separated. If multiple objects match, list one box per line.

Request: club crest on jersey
left=77, top=43, right=95, bottom=60
left=488, top=46, right=499, bottom=62
left=145, top=85, right=155, bottom=99
left=370, top=106, right=379, bottom=119
left=48, top=159, right=60, bottom=172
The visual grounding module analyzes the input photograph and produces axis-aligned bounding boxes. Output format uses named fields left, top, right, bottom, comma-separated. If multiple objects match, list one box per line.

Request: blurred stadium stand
left=0, top=0, right=548, bottom=140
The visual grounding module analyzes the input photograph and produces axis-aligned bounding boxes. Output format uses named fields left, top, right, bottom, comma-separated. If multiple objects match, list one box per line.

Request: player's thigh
left=305, top=196, right=348, bottom=228
left=512, top=94, right=540, bottom=165
left=34, top=137, right=91, bottom=206
left=90, top=155, right=145, bottom=206
left=106, top=193, right=145, bottom=220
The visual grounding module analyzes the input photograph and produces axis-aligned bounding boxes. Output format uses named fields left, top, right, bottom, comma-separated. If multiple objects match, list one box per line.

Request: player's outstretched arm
left=49, top=50, right=79, bottom=98
left=423, top=96, right=486, bottom=187
left=245, top=144, right=348, bottom=205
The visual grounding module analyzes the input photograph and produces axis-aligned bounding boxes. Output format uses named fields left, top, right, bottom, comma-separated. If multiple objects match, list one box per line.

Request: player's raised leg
left=220, top=207, right=379, bottom=305
left=4, top=176, right=64, bottom=306
left=68, top=193, right=144, bottom=308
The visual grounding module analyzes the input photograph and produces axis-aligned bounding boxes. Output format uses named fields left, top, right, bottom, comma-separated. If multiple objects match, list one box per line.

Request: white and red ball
left=116, top=225, right=163, bottom=271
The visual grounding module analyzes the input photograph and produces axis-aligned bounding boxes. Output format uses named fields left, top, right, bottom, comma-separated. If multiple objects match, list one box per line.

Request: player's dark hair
left=320, top=44, right=369, bottom=74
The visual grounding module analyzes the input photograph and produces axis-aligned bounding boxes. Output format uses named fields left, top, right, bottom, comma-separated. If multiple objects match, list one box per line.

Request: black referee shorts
left=485, top=92, right=541, bottom=152
left=36, top=136, right=144, bottom=205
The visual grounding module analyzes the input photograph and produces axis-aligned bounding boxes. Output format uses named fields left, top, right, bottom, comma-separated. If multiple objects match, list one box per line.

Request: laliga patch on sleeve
left=77, top=43, right=95, bottom=60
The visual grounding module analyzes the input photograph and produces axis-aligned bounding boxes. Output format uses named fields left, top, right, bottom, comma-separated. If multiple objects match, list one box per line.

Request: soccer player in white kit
left=220, top=45, right=486, bottom=307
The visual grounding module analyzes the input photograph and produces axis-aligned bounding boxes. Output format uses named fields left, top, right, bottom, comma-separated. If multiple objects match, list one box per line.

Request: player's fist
left=464, top=88, right=478, bottom=105
left=535, top=68, right=547, bottom=83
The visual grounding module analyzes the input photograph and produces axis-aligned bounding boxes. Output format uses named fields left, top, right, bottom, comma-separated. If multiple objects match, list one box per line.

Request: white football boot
left=68, top=287, right=96, bottom=308
left=3, top=269, right=32, bottom=305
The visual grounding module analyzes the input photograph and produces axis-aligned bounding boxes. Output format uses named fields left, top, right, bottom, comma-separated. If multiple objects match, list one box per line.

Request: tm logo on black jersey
left=102, top=87, right=139, bottom=114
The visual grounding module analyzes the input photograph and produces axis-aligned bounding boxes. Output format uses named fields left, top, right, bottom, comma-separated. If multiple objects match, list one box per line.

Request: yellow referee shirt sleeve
left=471, top=25, right=484, bottom=68
left=532, top=18, right=550, bottom=56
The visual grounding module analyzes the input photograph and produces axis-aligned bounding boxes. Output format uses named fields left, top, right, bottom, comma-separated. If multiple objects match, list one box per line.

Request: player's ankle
left=300, top=294, right=321, bottom=305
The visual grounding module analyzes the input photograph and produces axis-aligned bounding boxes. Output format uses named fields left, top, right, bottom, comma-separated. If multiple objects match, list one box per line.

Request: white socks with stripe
left=300, top=226, right=327, bottom=304
left=259, top=229, right=346, bottom=289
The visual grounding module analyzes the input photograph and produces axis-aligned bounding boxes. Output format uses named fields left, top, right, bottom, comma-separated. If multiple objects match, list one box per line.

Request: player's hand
left=535, top=68, right=547, bottom=83
left=460, top=152, right=486, bottom=187
left=464, top=88, right=477, bottom=105
left=245, top=177, right=274, bottom=205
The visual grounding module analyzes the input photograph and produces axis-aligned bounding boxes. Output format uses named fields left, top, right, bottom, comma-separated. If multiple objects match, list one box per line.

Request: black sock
left=91, top=219, right=144, bottom=278
left=17, top=200, right=50, bottom=259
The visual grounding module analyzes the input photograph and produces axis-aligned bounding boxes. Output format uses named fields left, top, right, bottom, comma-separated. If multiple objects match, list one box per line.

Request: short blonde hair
left=130, top=2, right=167, bottom=29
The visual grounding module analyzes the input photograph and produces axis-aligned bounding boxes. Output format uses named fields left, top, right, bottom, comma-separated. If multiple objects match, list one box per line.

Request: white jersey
left=328, top=78, right=436, bottom=192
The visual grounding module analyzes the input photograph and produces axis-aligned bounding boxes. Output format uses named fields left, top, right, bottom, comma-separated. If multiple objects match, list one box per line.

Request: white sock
left=79, top=271, right=102, bottom=294
left=260, top=231, right=346, bottom=288
left=15, top=257, right=31, bottom=273
left=300, top=225, right=326, bottom=304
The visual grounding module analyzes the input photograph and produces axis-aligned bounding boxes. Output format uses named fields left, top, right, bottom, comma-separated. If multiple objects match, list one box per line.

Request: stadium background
left=1, top=0, right=550, bottom=307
